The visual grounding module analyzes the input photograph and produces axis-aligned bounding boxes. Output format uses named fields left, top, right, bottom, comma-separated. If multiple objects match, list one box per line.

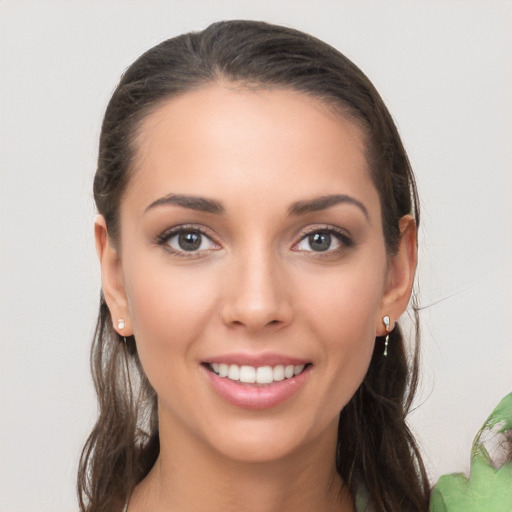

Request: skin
left=95, top=85, right=417, bottom=512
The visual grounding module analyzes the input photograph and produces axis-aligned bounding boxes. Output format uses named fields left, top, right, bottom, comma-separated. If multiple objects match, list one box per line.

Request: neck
left=129, top=415, right=353, bottom=512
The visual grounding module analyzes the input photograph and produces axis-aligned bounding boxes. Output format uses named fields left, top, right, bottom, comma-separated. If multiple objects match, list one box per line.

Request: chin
left=214, top=436, right=304, bottom=464
left=203, top=416, right=336, bottom=465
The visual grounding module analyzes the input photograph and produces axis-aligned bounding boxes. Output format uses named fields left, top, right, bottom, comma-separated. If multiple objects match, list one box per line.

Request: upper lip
left=203, top=353, right=310, bottom=367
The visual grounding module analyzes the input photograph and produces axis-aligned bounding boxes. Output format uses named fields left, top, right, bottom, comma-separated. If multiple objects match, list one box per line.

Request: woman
left=78, top=20, right=430, bottom=511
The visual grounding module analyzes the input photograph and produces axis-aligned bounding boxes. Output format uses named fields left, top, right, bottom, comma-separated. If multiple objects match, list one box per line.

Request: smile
left=203, top=359, right=312, bottom=410
left=208, top=363, right=307, bottom=384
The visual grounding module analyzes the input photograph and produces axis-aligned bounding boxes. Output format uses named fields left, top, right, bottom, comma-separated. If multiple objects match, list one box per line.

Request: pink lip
left=204, top=352, right=309, bottom=367
left=201, top=363, right=311, bottom=410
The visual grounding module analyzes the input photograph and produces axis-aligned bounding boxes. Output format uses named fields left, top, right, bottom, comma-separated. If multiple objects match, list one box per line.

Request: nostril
left=228, top=319, right=281, bottom=328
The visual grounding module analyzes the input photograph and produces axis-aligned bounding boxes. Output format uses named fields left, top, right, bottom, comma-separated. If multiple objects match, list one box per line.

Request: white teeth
left=239, top=365, right=256, bottom=383
left=228, top=364, right=240, bottom=380
left=256, top=366, right=273, bottom=384
left=273, top=365, right=285, bottom=381
left=209, top=362, right=307, bottom=383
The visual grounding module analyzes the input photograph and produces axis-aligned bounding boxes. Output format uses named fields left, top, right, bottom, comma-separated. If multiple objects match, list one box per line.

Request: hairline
left=105, top=75, right=378, bottom=253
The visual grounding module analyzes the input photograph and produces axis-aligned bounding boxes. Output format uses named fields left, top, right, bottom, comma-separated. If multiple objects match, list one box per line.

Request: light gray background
left=1, top=1, right=511, bottom=511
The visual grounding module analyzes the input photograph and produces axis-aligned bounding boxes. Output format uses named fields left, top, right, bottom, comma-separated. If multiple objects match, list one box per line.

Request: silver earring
left=383, top=315, right=390, bottom=357
left=118, top=318, right=125, bottom=330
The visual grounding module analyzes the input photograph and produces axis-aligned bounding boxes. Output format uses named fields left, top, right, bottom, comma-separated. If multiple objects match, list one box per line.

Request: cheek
left=303, top=258, right=385, bottom=340
left=299, top=258, right=385, bottom=398
left=122, top=257, right=219, bottom=376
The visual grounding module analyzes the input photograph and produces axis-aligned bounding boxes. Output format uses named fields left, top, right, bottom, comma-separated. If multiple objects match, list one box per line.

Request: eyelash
left=155, top=224, right=353, bottom=258
left=293, top=225, right=354, bottom=255
left=155, top=224, right=219, bottom=258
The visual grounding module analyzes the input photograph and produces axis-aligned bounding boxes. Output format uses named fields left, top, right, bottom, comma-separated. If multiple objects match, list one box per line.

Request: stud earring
left=117, top=318, right=125, bottom=330
left=382, top=315, right=390, bottom=357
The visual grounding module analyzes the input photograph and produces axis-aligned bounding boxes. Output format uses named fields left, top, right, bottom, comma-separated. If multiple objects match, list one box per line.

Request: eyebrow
left=144, top=192, right=369, bottom=220
left=144, top=193, right=225, bottom=215
left=288, top=194, right=369, bottom=220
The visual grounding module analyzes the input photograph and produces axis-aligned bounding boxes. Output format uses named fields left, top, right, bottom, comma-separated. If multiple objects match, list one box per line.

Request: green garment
left=430, top=392, right=512, bottom=512
left=355, top=484, right=370, bottom=511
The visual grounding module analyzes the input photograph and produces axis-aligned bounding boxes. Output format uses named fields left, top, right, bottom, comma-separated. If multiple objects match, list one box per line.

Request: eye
left=301, top=232, right=336, bottom=252
left=157, top=226, right=219, bottom=256
left=293, top=228, right=352, bottom=253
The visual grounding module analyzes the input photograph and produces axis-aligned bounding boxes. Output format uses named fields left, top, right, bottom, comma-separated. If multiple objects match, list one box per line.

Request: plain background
left=1, top=1, right=511, bottom=510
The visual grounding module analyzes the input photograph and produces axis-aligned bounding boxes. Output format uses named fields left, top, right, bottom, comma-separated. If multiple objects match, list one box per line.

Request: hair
left=78, top=20, right=430, bottom=512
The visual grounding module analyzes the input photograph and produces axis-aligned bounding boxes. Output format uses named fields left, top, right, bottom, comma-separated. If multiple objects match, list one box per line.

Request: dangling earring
left=382, top=315, right=390, bottom=357
left=117, top=318, right=125, bottom=330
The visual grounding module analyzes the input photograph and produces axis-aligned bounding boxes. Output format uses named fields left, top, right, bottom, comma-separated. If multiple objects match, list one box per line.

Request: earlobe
left=378, top=215, right=417, bottom=334
left=94, top=215, right=133, bottom=335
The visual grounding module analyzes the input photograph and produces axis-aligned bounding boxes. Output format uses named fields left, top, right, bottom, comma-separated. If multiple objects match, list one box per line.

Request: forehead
left=126, top=84, right=379, bottom=219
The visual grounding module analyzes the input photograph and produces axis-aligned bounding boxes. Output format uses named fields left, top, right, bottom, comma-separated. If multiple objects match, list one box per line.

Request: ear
left=377, top=214, right=417, bottom=335
left=94, top=215, right=133, bottom=336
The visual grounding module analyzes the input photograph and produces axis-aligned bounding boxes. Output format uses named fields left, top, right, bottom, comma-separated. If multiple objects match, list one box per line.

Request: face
left=98, top=85, right=414, bottom=464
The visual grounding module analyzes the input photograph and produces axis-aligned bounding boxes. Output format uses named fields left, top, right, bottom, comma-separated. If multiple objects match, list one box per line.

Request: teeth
left=218, top=364, right=228, bottom=377
left=273, top=365, right=285, bottom=381
left=239, top=365, right=256, bottom=383
left=228, top=364, right=240, bottom=380
left=209, top=362, right=307, bottom=383
left=256, top=366, right=273, bottom=384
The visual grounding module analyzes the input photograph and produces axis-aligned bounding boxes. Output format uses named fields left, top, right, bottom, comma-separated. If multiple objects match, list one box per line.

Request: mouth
left=202, top=358, right=312, bottom=409
left=203, top=362, right=311, bottom=385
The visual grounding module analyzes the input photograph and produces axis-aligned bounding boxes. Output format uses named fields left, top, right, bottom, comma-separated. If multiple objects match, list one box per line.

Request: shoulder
left=430, top=392, right=512, bottom=512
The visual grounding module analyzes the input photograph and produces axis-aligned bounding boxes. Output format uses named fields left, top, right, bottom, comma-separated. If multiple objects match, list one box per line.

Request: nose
left=220, top=248, right=293, bottom=333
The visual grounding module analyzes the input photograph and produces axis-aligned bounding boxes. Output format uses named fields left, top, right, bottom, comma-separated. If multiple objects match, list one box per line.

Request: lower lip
left=203, top=366, right=311, bottom=410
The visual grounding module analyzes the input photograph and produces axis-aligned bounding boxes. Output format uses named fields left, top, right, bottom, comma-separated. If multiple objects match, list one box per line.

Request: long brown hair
left=78, top=20, right=430, bottom=512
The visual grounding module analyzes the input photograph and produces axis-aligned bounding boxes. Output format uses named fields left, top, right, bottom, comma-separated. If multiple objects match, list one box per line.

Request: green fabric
left=430, top=392, right=512, bottom=512
left=355, top=484, right=370, bottom=511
